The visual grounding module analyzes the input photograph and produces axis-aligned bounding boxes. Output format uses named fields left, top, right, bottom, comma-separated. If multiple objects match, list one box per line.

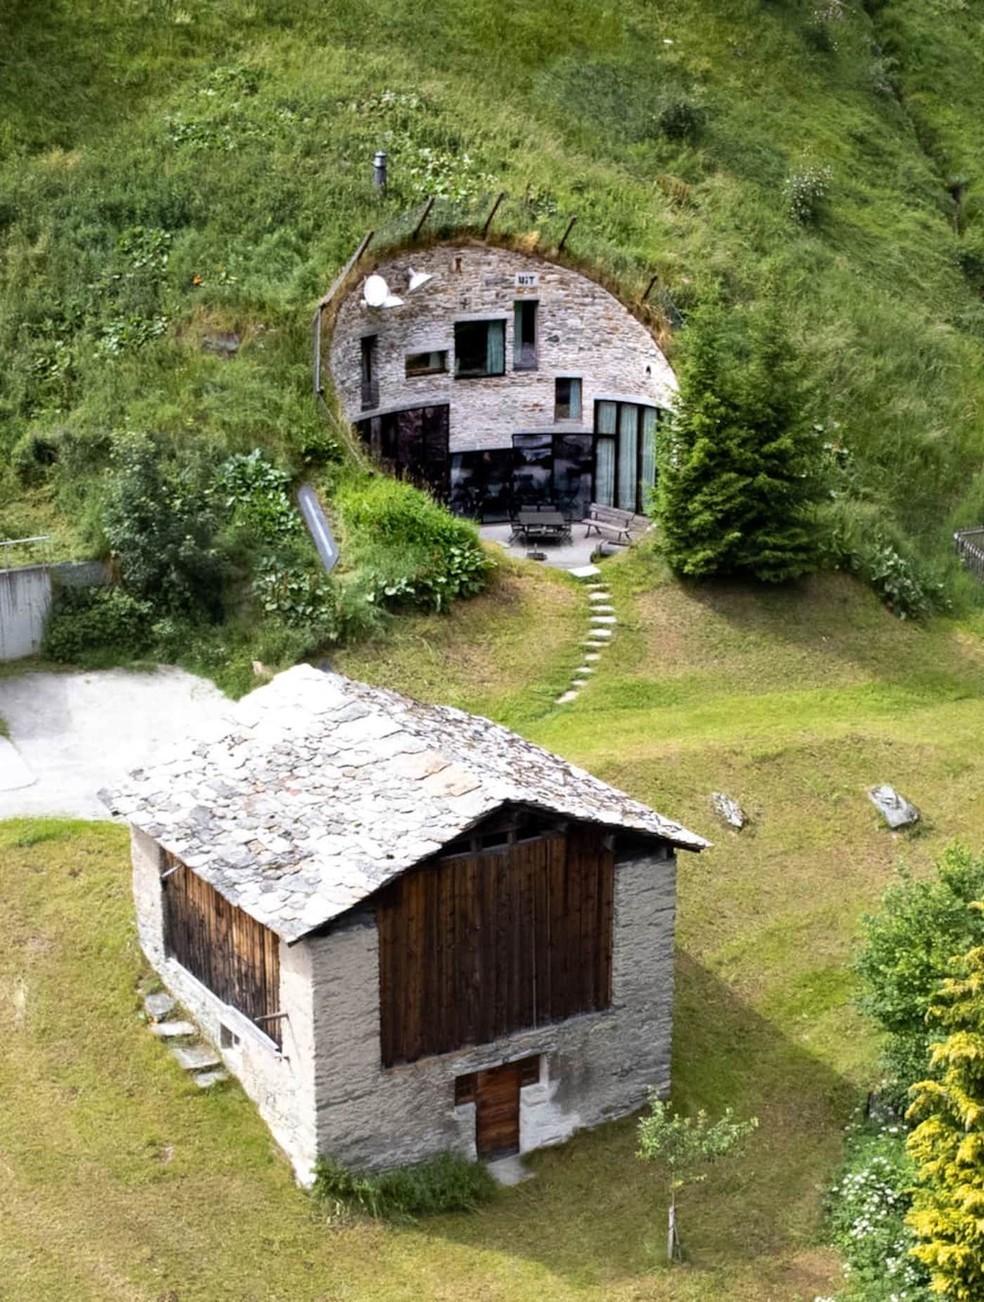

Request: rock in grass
left=868, top=784, right=920, bottom=830
left=711, top=792, right=746, bottom=830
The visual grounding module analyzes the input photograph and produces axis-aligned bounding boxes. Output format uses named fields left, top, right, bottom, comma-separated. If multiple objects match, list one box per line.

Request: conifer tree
left=906, top=930, right=984, bottom=1301
left=656, top=306, right=823, bottom=582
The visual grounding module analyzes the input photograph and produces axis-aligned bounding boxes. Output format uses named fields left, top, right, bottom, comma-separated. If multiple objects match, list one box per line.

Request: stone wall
left=327, top=244, right=677, bottom=453
left=130, top=827, right=319, bottom=1184
left=309, top=847, right=676, bottom=1171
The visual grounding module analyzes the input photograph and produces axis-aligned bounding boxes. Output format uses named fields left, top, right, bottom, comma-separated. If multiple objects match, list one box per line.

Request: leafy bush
left=102, top=433, right=223, bottom=619
left=11, top=430, right=59, bottom=485
left=827, top=1114, right=930, bottom=1301
left=312, top=1153, right=496, bottom=1220
left=336, top=475, right=492, bottom=612
left=855, top=846, right=984, bottom=1104
left=656, top=304, right=824, bottom=583
left=216, top=448, right=300, bottom=544
left=43, top=585, right=152, bottom=661
left=785, top=164, right=832, bottom=224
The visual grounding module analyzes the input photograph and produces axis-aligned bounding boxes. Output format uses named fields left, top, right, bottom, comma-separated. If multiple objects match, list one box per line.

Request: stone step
left=574, top=666, right=594, bottom=676
left=569, top=564, right=602, bottom=581
left=589, top=605, right=616, bottom=614
left=171, top=1043, right=222, bottom=1073
left=150, top=1020, right=197, bottom=1039
left=587, top=591, right=612, bottom=602
left=583, top=628, right=613, bottom=641
left=555, top=690, right=579, bottom=704
left=193, top=1069, right=229, bottom=1089
left=584, top=653, right=602, bottom=662
left=144, top=992, right=176, bottom=1022
left=590, top=615, right=618, bottom=626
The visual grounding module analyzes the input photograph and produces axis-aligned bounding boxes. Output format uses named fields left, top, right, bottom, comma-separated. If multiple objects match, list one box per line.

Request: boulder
left=711, top=792, right=746, bottom=830
left=868, top=784, right=920, bottom=830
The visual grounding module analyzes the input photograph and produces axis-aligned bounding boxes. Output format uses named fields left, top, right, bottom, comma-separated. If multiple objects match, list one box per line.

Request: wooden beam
left=482, top=191, right=506, bottom=239
left=412, top=196, right=436, bottom=240
left=558, top=215, right=577, bottom=252
left=643, top=273, right=660, bottom=302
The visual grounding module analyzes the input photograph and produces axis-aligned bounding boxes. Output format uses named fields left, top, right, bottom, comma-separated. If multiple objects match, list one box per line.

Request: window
left=513, top=300, right=538, bottom=370
left=593, top=400, right=663, bottom=513
left=360, top=335, right=378, bottom=410
left=512, top=433, right=553, bottom=506
left=449, top=448, right=513, bottom=521
left=554, top=377, right=582, bottom=421
left=454, top=320, right=505, bottom=378
left=405, top=350, right=448, bottom=378
left=161, top=852, right=282, bottom=1048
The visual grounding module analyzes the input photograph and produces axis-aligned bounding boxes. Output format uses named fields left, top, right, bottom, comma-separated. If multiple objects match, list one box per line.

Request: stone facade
left=131, top=826, right=319, bottom=1182
left=327, top=243, right=677, bottom=453
left=132, top=822, right=675, bottom=1181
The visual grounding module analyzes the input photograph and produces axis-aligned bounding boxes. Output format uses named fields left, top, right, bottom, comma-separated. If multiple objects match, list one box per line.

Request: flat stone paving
left=0, top=667, right=229, bottom=819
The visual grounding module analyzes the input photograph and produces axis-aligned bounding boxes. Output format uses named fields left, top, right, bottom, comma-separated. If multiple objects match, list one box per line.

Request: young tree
left=906, top=932, right=984, bottom=1301
left=637, top=1097, right=758, bottom=1263
left=656, top=305, right=823, bottom=583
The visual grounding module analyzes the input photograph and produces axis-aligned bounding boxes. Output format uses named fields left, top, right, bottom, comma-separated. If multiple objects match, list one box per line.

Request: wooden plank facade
left=376, top=822, right=615, bottom=1067
left=161, top=852, right=282, bottom=1048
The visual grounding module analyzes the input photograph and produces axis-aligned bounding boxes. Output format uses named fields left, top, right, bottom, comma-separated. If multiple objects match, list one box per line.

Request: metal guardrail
left=0, top=535, right=52, bottom=568
left=954, top=526, right=984, bottom=582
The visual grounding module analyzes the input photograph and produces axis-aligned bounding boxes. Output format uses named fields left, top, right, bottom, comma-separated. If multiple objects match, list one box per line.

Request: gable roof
left=103, top=665, right=707, bottom=942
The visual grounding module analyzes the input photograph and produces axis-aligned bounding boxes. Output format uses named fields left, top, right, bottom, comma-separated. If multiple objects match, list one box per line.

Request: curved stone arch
left=326, top=241, right=677, bottom=519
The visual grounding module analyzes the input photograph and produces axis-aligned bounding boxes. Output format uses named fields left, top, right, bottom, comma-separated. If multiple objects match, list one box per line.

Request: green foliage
left=336, top=474, right=492, bottom=612
left=906, top=936, right=984, bottom=1301
left=102, top=434, right=223, bottom=619
left=785, top=164, right=833, bottom=224
left=855, top=847, right=984, bottom=1102
left=653, top=96, right=706, bottom=143
left=42, top=586, right=152, bottom=662
left=216, top=448, right=300, bottom=543
left=656, top=306, right=824, bottom=584
left=311, top=1153, right=496, bottom=1220
left=827, top=1112, right=930, bottom=1301
left=637, top=1097, right=758, bottom=1188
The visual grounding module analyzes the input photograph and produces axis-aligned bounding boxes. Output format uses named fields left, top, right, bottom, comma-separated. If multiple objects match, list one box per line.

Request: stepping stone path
left=143, top=991, right=228, bottom=1089
left=556, top=573, right=618, bottom=705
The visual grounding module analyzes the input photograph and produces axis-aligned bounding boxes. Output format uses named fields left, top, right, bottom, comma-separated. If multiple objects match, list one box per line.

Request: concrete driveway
left=0, top=667, right=230, bottom=819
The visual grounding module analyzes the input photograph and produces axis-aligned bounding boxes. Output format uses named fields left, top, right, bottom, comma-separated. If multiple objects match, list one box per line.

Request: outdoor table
left=515, top=509, right=571, bottom=544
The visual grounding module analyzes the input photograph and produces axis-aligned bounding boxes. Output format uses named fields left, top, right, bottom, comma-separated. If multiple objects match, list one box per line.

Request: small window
left=478, top=829, right=510, bottom=850
left=220, top=1023, right=240, bottom=1049
left=454, top=320, right=506, bottom=378
left=513, top=300, right=538, bottom=370
left=360, top=335, right=379, bottom=410
left=518, top=1055, right=541, bottom=1087
left=405, top=350, right=448, bottom=377
left=554, top=377, right=582, bottom=421
left=455, top=1072, right=476, bottom=1105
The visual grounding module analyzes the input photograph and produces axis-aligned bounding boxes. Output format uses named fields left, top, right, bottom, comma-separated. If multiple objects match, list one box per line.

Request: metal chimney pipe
left=372, top=150, right=388, bottom=192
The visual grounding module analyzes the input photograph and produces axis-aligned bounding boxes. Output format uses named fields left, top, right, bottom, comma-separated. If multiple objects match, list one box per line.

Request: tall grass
left=2, top=0, right=984, bottom=600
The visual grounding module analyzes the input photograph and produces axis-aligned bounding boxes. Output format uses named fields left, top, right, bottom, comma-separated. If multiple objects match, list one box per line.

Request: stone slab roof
left=103, top=666, right=707, bottom=942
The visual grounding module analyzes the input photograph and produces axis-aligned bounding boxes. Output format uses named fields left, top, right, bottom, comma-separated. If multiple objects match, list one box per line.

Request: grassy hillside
left=2, top=0, right=984, bottom=591
left=6, top=557, right=984, bottom=1299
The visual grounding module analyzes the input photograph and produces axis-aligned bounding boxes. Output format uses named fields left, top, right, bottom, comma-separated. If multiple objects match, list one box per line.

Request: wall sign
left=515, top=272, right=539, bottom=288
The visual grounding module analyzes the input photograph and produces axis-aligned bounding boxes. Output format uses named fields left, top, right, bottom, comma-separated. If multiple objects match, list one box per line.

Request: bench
left=583, top=504, right=650, bottom=546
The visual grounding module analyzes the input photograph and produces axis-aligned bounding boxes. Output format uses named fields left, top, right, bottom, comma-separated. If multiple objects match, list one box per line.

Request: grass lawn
left=4, top=555, right=984, bottom=1300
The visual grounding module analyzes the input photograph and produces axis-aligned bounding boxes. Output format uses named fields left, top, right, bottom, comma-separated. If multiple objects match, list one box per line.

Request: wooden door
left=474, top=1062, right=521, bottom=1158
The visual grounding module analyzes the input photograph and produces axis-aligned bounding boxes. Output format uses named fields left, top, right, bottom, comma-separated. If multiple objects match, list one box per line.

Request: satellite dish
left=382, top=293, right=405, bottom=308
left=407, top=268, right=434, bottom=293
left=363, top=274, right=390, bottom=307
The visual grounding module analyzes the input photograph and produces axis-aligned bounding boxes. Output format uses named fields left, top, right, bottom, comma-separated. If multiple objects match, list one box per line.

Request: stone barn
left=326, top=242, right=677, bottom=522
left=106, top=666, right=706, bottom=1182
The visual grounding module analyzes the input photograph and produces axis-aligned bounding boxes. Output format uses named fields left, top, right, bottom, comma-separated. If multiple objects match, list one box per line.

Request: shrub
left=102, top=433, right=223, bottom=619
left=216, top=448, right=300, bottom=544
left=11, top=430, right=59, bottom=485
left=855, top=846, right=984, bottom=1103
left=312, top=1153, right=496, bottom=1220
left=43, top=585, right=152, bottom=661
left=656, top=304, right=824, bottom=583
left=827, top=1113, right=930, bottom=1301
left=336, top=475, right=492, bottom=612
left=785, top=164, right=832, bottom=224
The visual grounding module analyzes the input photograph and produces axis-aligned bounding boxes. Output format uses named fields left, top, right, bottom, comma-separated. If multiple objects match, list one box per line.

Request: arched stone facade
left=327, top=243, right=677, bottom=520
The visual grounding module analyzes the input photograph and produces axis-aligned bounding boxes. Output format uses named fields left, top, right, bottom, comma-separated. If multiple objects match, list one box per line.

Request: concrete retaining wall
left=0, top=561, right=109, bottom=661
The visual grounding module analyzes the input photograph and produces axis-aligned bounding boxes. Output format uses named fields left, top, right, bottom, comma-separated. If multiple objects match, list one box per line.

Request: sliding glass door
left=593, top=400, right=662, bottom=513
